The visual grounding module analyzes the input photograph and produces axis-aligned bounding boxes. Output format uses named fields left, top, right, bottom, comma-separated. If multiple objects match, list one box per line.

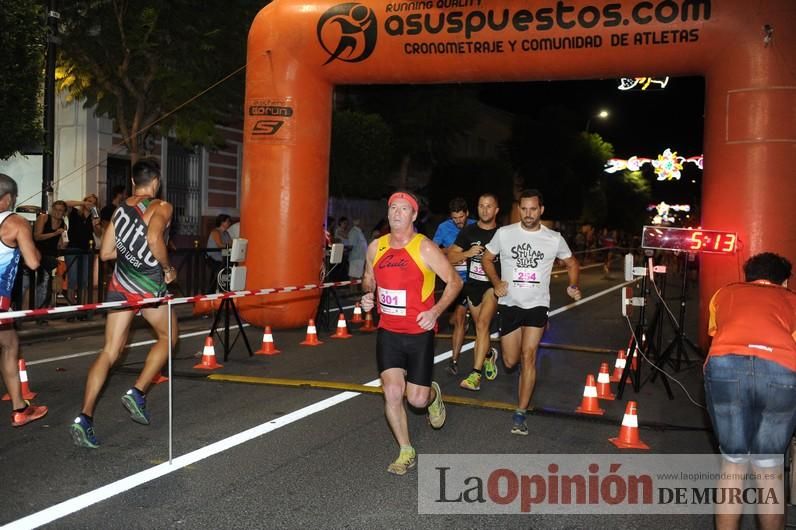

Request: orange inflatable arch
left=240, top=0, right=796, bottom=340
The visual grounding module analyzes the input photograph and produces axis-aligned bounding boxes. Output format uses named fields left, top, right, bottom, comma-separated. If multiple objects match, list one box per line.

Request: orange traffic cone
left=330, top=314, right=353, bottom=339
left=350, top=303, right=364, bottom=324
left=300, top=319, right=323, bottom=346
left=2, top=358, right=37, bottom=401
left=610, top=350, right=630, bottom=383
left=596, top=362, right=616, bottom=400
left=609, top=401, right=650, bottom=450
left=575, top=374, right=604, bottom=415
left=255, top=326, right=281, bottom=355
left=193, top=336, right=223, bottom=370
left=359, top=310, right=377, bottom=333
left=151, top=372, right=169, bottom=385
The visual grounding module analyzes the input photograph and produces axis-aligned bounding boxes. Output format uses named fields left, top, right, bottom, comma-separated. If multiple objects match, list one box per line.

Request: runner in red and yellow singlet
left=361, top=191, right=462, bottom=476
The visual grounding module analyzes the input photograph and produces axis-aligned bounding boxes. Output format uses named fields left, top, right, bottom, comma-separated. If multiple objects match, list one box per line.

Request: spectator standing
left=100, top=185, right=127, bottom=232
left=206, top=214, right=233, bottom=292
left=704, top=252, right=796, bottom=530
left=345, top=219, right=368, bottom=292
left=33, top=200, right=67, bottom=309
left=64, top=195, right=101, bottom=303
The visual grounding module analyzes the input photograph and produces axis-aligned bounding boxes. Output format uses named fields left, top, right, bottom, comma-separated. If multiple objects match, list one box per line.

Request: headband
left=388, top=192, right=418, bottom=212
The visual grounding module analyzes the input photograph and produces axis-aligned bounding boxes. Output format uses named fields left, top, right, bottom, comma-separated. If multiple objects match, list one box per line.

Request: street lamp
left=585, top=109, right=610, bottom=133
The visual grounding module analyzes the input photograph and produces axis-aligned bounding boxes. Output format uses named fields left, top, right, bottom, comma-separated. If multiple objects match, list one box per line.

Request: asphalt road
left=0, top=264, right=790, bottom=529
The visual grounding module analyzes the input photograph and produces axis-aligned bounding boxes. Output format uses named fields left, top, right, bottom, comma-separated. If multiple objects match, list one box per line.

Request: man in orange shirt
left=704, top=252, right=796, bottom=530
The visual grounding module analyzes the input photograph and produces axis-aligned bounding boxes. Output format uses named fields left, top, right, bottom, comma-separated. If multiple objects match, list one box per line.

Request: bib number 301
left=378, top=287, right=407, bottom=316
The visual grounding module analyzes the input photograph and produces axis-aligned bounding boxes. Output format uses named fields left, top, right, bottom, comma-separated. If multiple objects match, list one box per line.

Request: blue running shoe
left=121, top=388, right=150, bottom=425
left=70, top=414, right=100, bottom=448
left=511, top=411, right=528, bottom=436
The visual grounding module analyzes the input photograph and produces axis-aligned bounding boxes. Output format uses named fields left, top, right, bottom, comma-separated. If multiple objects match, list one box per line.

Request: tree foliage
left=583, top=170, right=652, bottom=231
left=429, top=157, right=515, bottom=218
left=351, top=85, right=481, bottom=187
left=507, top=105, right=613, bottom=220
left=0, top=0, right=45, bottom=160
left=56, top=0, right=264, bottom=160
left=329, top=110, right=393, bottom=199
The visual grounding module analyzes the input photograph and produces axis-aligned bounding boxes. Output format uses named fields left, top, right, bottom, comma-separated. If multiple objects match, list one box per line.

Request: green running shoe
left=459, top=371, right=482, bottom=391
left=427, top=381, right=446, bottom=429
left=387, top=447, right=417, bottom=475
left=484, top=347, right=499, bottom=381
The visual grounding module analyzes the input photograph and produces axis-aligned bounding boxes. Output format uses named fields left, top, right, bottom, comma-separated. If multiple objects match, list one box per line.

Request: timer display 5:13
left=641, top=226, right=738, bottom=254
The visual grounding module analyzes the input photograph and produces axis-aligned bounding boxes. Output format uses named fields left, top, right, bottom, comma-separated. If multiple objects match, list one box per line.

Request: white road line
left=4, top=280, right=628, bottom=529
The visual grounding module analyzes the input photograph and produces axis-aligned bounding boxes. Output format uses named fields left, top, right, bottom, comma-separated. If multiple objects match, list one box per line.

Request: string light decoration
left=648, top=202, right=691, bottom=225
left=605, top=149, right=703, bottom=180
left=617, top=77, right=670, bottom=91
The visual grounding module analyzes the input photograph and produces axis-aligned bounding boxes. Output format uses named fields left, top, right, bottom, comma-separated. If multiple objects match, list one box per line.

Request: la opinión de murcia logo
left=317, top=3, right=378, bottom=65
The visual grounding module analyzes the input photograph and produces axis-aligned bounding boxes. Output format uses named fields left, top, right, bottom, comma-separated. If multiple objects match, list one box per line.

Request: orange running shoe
left=11, top=404, right=48, bottom=427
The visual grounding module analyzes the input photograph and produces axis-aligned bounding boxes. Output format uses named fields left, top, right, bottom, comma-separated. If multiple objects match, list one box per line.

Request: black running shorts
left=453, top=289, right=469, bottom=308
left=498, top=305, right=549, bottom=336
left=376, top=328, right=435, bottom=387
left=465, top=282, right=495, bottom=308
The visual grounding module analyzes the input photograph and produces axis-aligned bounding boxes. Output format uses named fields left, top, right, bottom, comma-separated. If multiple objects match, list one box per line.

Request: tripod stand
left=209, top=297, right=253, bottom=361
left=208, top=252, right=253, bottom=361
left=315, top=258, right=344, bottom=332
left=648, top=252, right=702, bottom=379
left=616, top=254, right=674, bottom=400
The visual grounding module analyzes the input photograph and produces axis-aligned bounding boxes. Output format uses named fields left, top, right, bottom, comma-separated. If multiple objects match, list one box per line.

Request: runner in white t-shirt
left=482, top=189, right=581, bottom=436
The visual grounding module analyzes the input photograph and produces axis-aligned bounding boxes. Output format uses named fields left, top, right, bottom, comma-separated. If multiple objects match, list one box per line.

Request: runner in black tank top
left=106, top=198, right=168, bottom=302
left=70, top=159, right=178, bottom=449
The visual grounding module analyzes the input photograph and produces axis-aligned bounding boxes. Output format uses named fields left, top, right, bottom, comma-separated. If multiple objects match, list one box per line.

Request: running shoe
left=70, top=414, right=100, bottom=448
left=387, top=447, right=417, bottom=475
left=427, top=381, right=446, bottom=429
left=447, top=359, right=458, bottom=376
left=511, top=411, right=528, bottom=436
left=459, top=371, right=482, bottom=391
left=484, top=347, right=499, bottom=381
left=121, top=388, right=150, bottom=425
left=11, top=403, right=48, bottom=427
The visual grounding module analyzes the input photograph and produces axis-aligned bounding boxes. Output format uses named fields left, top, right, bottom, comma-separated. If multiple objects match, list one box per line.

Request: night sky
left=479, top=75, right=705, bottom=209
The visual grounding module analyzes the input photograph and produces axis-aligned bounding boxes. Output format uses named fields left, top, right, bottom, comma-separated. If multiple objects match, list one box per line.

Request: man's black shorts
left=498, top=305, right=549, bottom=336
left=376, top=328, right=435, bottom=387
left=453, top=288, right=468, bottom=308
left=465, top=282, right=494, bottom=308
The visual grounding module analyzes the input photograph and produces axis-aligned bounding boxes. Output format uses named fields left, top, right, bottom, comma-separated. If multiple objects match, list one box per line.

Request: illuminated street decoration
left=617, top=77, right=670, bottom=91
left=605, top=150, right=703, bottom=178
left=648, top=202, right=691, bottom=225
left=652, top=148, right=684, bottom=181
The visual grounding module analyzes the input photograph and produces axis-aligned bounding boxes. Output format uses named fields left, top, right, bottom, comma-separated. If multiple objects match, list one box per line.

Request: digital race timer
left=641, top=226, right=738, bottom=254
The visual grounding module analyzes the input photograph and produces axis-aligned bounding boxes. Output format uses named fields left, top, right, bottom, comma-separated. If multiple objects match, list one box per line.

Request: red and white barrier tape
left=2, top=280, right=361, bottom=322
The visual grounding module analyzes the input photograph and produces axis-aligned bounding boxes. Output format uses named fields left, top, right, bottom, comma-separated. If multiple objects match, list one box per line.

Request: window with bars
left=165, top=140, right=201, bottom=236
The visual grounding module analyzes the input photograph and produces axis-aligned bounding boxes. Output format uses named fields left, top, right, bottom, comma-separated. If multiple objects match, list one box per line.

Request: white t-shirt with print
left=485, top=223, right=572, bottom=309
